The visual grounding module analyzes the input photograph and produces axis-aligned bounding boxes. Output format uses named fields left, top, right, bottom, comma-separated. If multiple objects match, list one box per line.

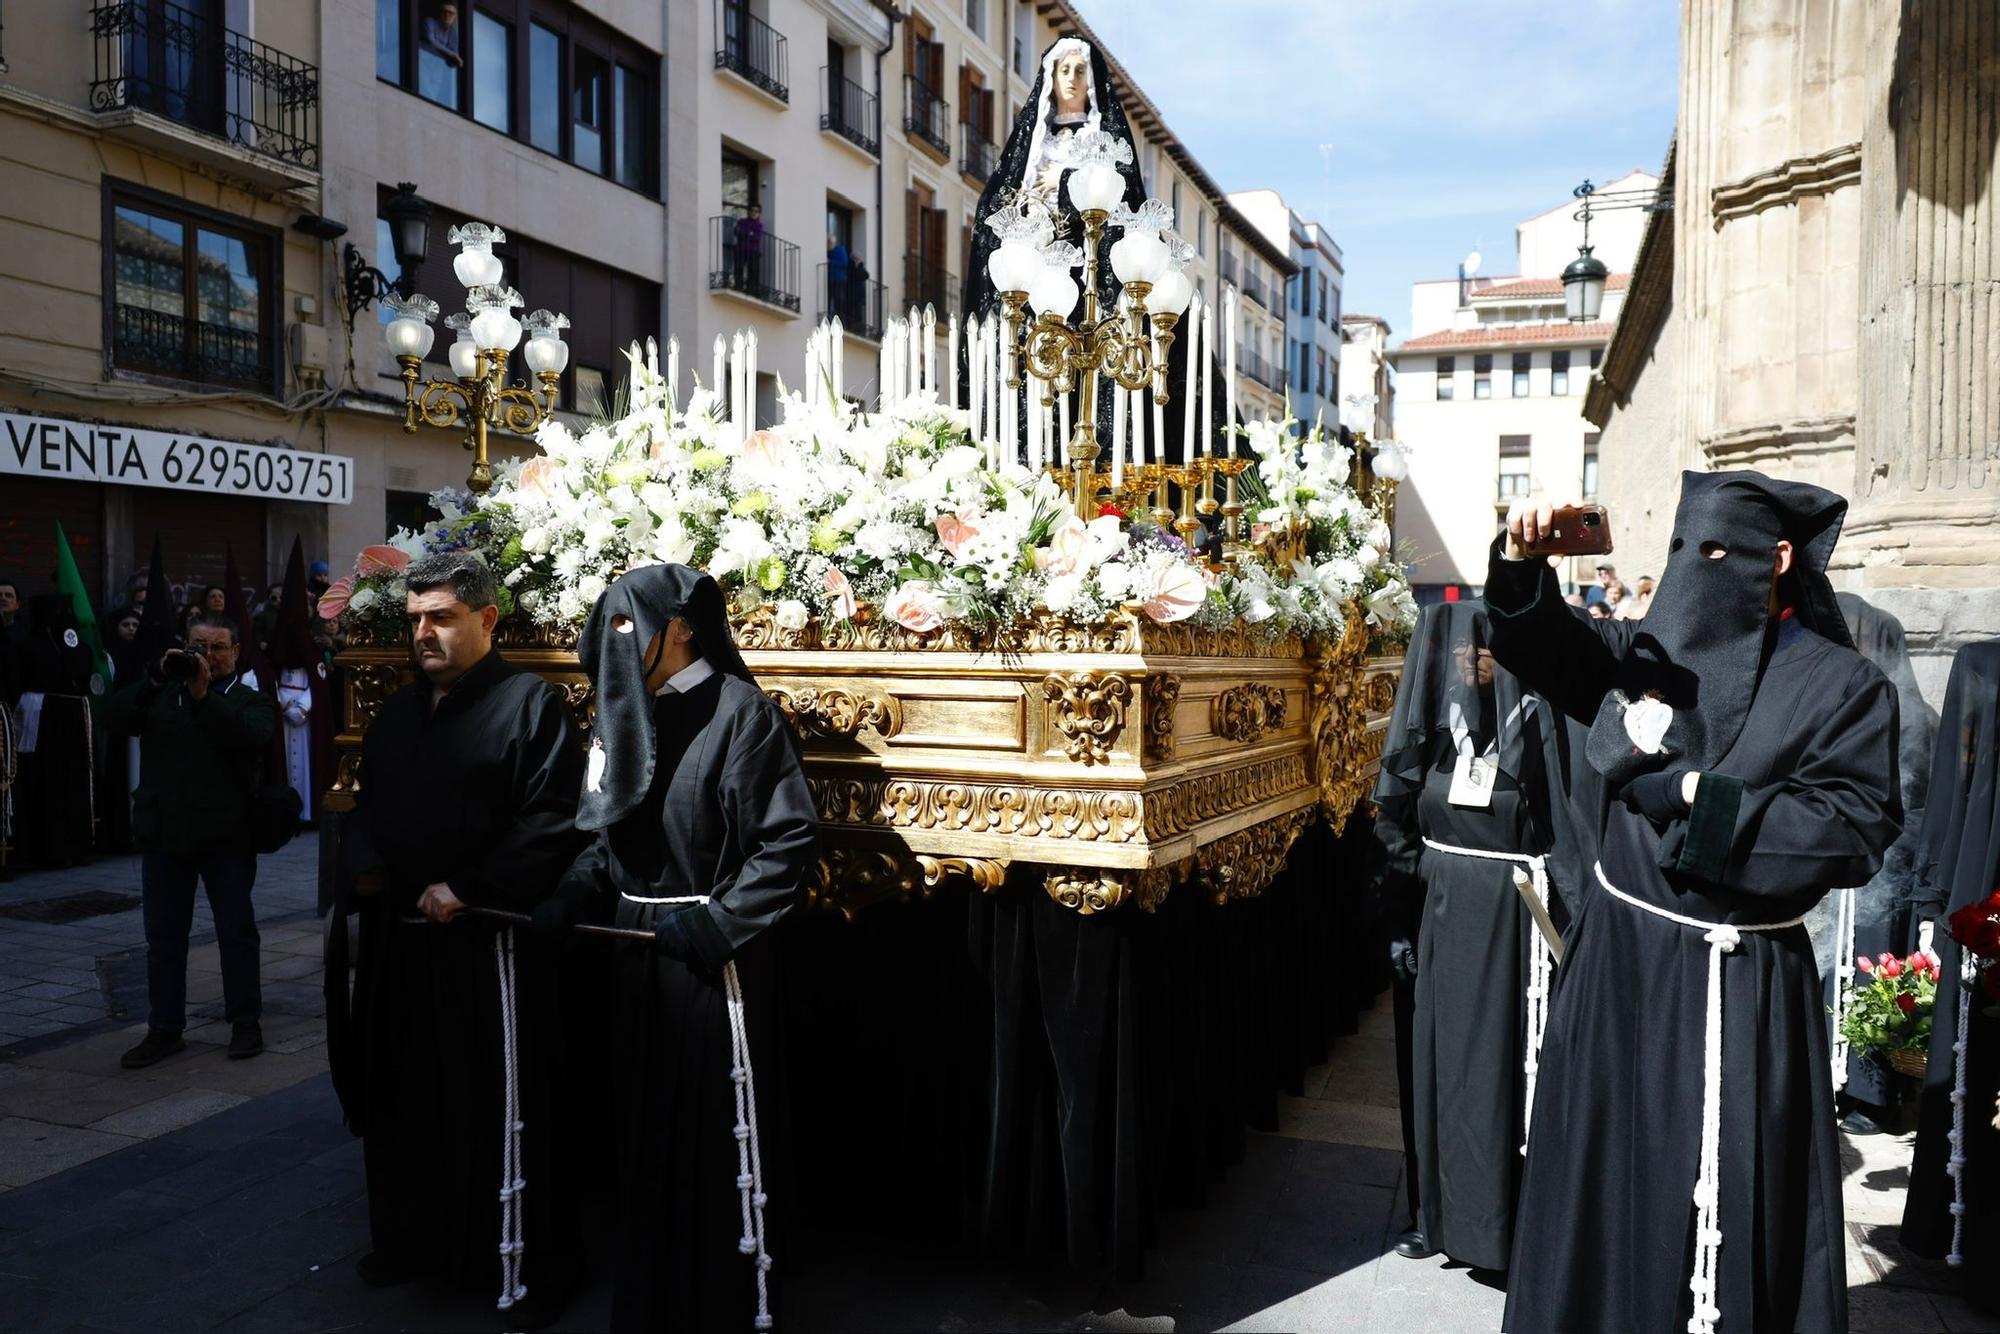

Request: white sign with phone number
left=1, top=412, right=352, bottom=505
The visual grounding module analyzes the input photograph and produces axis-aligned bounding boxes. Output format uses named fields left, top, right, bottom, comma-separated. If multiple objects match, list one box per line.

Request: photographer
left=104, top=613, right=275, bottom=1070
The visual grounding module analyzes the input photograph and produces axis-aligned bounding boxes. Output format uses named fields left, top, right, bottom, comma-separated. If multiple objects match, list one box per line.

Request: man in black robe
left=333, top=551, right=585, bottom=1328
left=1372, top=600, right=1578, bottom=1272
left=539, top=564, right=817, bottom=1333
left=1486, top=471, right=1902, bottom=1334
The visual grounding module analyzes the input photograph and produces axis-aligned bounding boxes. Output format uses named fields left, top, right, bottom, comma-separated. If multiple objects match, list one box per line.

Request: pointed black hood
left=575, top=564, right=754, bottom=831
left=1585, top=469, right=1850, bottom=783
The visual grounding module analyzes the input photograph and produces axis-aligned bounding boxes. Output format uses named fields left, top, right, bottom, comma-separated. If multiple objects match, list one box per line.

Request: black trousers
left=141, top=849, right=260, bottom=1031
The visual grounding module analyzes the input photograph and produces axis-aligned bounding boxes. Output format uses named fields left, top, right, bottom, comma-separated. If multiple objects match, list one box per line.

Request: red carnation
left=1096, top=503, right=1127, bottom=521
left=1897, top=992, right=1918, bottom=1014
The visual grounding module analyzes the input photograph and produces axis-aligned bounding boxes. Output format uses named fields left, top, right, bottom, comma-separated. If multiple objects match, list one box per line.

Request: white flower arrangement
left=326, top=345, right=1417, bottom=643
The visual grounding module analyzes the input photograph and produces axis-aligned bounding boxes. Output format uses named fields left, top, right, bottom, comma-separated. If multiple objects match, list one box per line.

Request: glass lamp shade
left=470, top=306, right=524, bottom=352
left=1110, top=231, right=1168, bottom=288
left=385, top=316, right=434, bottom=360
left=1066, top=162, right=1126, bottom=214
left=1562, top=250, right=1609, bottom=323
left=1028, top=268, right=1079, bottom=317
left=1373, top=441, right=1409, bottom=482
left=987, top=239, right=1041, bottom=297
left=448, top=334, right=480, bottom=380
left=1147, top=268, right=1193, bottom=316
left=454, top=247, right=504, bottom=290
left=523, top=335, right=569, bottom=375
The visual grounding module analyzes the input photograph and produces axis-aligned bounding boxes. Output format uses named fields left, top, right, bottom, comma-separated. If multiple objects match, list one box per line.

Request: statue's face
left=1053, top=51, right=1089, bottom=115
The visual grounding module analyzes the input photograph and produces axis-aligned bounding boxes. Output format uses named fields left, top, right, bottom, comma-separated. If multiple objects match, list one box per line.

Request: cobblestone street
left=0, top=838, right=1982, bottom=1332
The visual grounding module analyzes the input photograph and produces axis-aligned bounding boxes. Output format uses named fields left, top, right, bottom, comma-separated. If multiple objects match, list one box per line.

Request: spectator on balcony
left=419, top=1, right=463, bottom=107
left=826, top=235, right=849, bottom=324
left=730, top=204, right=765, bottom=294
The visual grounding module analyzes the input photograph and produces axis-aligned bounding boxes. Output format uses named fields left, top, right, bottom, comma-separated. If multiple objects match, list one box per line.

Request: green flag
left=52, top=521, right=113, bottom=704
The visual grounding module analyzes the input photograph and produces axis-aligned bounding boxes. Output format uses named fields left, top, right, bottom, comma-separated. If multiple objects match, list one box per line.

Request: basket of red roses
left=1840, top=951, right=1940, bottom=1078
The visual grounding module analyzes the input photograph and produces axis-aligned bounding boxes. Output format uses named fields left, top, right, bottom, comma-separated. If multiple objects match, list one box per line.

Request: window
left=1318, top=274, right=1329, bottom=324
left=473, top=11, right=512, bottom=132
left=1512, top=351, right=1531, bottom=398
left=377, top=0, right=403, bottom=82
left=614, top=65, right=647, bottom=188
left=1583, top=432, right=1601, bottom=497
left=722, top=150, right=761, bottom=216
left=1498, top=434, right=1531, bottom=499
left=1196, top=208, right=1207, bottom=257
left=108, top=187, right=274, bottom=391
left=1436, top=355, right=1455, bottom=400
left=1317, top=348, right=1329, bottom=396
left=1590, top=347, right=1603, bottom=370
left=964, top=0, right=986, bottom=38
left=1552, top=349, right=1570, bottom=397
left=1473, top=352, right=1492, bottom=399
left=572, top=48, right=607, bottom=174
left=529, top=21, right=562, bottom=152
left=1170, top=179, right=1182, bottom=229
left=416, top=0, right=462, bottom=110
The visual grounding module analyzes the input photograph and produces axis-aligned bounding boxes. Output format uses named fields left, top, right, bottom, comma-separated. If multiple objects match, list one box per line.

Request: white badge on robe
left=585, top=737, right=606, bottom=793
left=1448, top=749, right=1497, bottom=808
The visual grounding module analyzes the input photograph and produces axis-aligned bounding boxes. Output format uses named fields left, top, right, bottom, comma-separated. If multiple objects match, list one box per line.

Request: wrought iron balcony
left=820, top=67, right=878, bottom=156
left=819, top=262, right=883, bottom=342
left=961, top=123, right=995, bottom=183
left=1244, top=272, right=1270, bottom=309
left=709, top=215, right=800, bottom=313
left=715, top=1, right=788, bottom=102
left=89, top=0, right=319, bottom=170
left=903, top=75, right=949, bottom=158
left=901, top=255, right=957, bottom=317
left=113, top=303, right=273, bottom=390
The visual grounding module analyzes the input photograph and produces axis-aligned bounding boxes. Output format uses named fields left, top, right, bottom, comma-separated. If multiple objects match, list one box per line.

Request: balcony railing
left=903, top=75, right=949, bottom=157
left=818, top=262, right=883, bottom=342
left=1244, top=273, right=1269, bottom=309
left=113, top=303, right=272, bottom=390
left=89, top=0, right=319, bottom=169
left=960, top=122, right=995, bottom=182
left=820, top=67, right=878, bottom=156
left=1241, top=348, right=1286, bottom=393
left=1219, top=253, right=1238, bottom=286
left=709, top=215, right=800, bottom=313
left=715, top=1, right=788, bottom=102
left=902, top=255, right=957, bottom=316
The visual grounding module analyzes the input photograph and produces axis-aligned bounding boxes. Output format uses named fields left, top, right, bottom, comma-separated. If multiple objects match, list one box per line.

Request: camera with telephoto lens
left=160, top=640, right=209, bottom=681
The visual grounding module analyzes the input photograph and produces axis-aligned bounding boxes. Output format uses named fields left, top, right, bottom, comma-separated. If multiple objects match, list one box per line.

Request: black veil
left=959, top=34, right=1224, bottom=467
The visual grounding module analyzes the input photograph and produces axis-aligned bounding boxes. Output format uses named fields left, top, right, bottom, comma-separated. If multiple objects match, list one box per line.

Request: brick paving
left=0, top=838, right=1987, bottom=1331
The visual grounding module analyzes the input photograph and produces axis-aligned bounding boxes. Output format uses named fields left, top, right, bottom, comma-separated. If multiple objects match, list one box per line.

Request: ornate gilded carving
left=1194, top=808, right=1313, bottom=905
left=347, top=664, right=404, bottom=735
left=552, top=678, right=596, bottom=735
left=732, top=604, right=822, bottom=651
left=1364, top=670, right=1400, bottom=715
left=1044, top=870, right=1129, bottom=915
left=766, top=685, right=902, bottom=740
left=809, top=777, right=1146, bottom=844
left=917, top=855, right=1007, bottom=893
left=1145, top=674, right=1181, bottom=760
left=1042, top=672, right=1131, bottom=765
left=1308, top=610, right=1376, bottom=835
left=1212, top=682, right=1288, bottom=742
left=808, top=849, right=927, bottom=920
left=1140, top=754, right=1311, bottom=840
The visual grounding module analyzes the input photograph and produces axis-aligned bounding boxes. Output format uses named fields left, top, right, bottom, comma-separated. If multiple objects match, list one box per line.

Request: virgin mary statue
left=960, top=35, right=1223, bottom=468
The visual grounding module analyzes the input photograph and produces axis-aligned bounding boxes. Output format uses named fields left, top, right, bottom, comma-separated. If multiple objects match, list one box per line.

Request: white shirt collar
left=655, top=656, right=716, bottom=697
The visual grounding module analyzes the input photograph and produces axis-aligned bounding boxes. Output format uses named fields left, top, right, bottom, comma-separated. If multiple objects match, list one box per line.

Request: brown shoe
left=120, top=1029, right=185, bottom=1069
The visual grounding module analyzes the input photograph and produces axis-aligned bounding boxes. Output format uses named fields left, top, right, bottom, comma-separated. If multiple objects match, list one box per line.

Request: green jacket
left=105, top=672, right=276, bottom=856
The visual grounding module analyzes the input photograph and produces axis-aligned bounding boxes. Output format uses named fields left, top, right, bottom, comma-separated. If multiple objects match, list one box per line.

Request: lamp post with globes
left=1560, top=177, right=1671, bottom=323
left=378, top=223, right=570, bottom=494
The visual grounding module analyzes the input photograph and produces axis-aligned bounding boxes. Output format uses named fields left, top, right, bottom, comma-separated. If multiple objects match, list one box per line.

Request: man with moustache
left=331, top=551, right=586, bottom=1329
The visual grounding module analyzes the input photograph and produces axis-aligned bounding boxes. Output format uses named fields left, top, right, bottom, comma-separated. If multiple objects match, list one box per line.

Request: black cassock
left=562, top=670, right=817, bottom=1332
left=1373, top=601, right=1578, bottom=1272
left=1484, top=553, right=1900, bottom=1334
left=334, top=649, right=585, bottom=1301
left=1903, top=641, right=2000, bottom=1309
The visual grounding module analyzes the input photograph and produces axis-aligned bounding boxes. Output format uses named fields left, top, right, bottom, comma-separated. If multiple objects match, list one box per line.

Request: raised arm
left=1483, top=533, right=1625, bottom=726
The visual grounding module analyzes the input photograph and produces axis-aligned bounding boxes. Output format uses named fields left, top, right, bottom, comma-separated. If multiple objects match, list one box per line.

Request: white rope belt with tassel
left=1829, top=886, right=1857, bottom=1093
left=1949, top=945, right=1974, bottom=1267
left=1420, top=838, right=1556, bottom=1154
left=623, top=891, right=775, bottom=1331
left=1592, top=861, right=1808, bottom=1334
left=493, top=927, right=527, bottom=1312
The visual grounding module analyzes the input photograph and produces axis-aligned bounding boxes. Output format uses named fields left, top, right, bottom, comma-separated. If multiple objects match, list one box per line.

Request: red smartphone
left=1523, top=503, right=1614, bottom=558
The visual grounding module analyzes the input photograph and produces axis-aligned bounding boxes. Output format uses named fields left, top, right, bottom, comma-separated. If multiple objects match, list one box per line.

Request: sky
left=1075, top=0, right=1681, bottom=338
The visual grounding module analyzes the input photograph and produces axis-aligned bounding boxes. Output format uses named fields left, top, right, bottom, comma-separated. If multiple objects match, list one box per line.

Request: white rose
left=576, top=573, right=608, bottom=606
left=1356, top=544, right=1381, bottom=571
left=349, top=586, right=379, bottom=616
left=775, top=599, right=809, bottom=630
left=1095, top=562, right=1134, bottom=603
left=520, top=526, right=549, bottom=554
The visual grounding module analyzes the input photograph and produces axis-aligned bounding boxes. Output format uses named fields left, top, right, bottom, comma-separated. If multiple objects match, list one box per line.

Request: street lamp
left=341, top=182, right=433, bottom=322
left=1560, top=177, right=1669, bottom=324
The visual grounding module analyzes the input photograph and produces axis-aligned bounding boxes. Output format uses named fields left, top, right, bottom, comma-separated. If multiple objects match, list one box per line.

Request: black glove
left=530, top=895, right=574, bottom=938
left=651, top=904, right=707, bottom=963
left=1619, top=769, right=1690, bottom=825
left=1389, top=936, right=1419, bottom=983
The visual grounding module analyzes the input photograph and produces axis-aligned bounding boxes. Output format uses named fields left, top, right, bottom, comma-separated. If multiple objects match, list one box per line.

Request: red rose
left=1880, top=957, right=1903, bottom=979
left=1856, top=955, right=1874, bottom=974
left=1897, top=992, right=1918, bottom=1014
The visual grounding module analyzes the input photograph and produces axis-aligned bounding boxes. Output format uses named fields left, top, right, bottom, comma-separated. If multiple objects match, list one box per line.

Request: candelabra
left=986, top=135, right=1194, bottom=520
left=378, top=224, right=571, bottom=493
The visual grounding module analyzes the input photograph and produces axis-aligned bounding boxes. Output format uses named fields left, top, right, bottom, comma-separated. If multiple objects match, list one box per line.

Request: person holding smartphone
left=1485, top=473, right=1901, bottom=1334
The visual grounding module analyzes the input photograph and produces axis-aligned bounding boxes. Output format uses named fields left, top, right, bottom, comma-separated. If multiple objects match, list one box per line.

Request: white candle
left=922, top=306, right=937, bottom=395
left=712, top=333, right=726, bottom=406
left=1181, top=294, right=1200, bottom=464
left=1200, top=303, right=1215, bottom=459
left=1111, top=382, right=1126, bottom=491
left=830, top=317, right=845, bottom=403
left=906, top=308, right=920, bottom=400
left=946, top=313, right=959, bottom=408
left=1058, top=384, right=1071, bottom=462
left=1150, top=330, right=1165, bottom=467
left=747, top=330, right=760, bottom=434
left=1131, top=384, right=1145, bottom=476
left=1000, top=317, right=1015, bottom=464
left=666, top=336, right=680, bottom=410
left=1223, top=289, right=1238, bottom=455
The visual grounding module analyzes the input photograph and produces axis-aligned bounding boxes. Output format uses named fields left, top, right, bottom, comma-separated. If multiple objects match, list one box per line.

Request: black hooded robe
left=1486, top=474, right=1901, bottom=1334
left=13, top=595, right=99, bottom=868
left=1372, top=601, right=1578, bottom=1271
left=1901, top=641, right=2000, bottom=1309
left=338, top=648, right=586, bottom=1306
left=559, top=565, right=818, bottom=1333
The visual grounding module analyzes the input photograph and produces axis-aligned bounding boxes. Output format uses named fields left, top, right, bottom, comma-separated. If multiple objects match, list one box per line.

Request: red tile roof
left=1392, top=322, right=1616, bottom=354
left=1470, top=273, right=1631, bottom=301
